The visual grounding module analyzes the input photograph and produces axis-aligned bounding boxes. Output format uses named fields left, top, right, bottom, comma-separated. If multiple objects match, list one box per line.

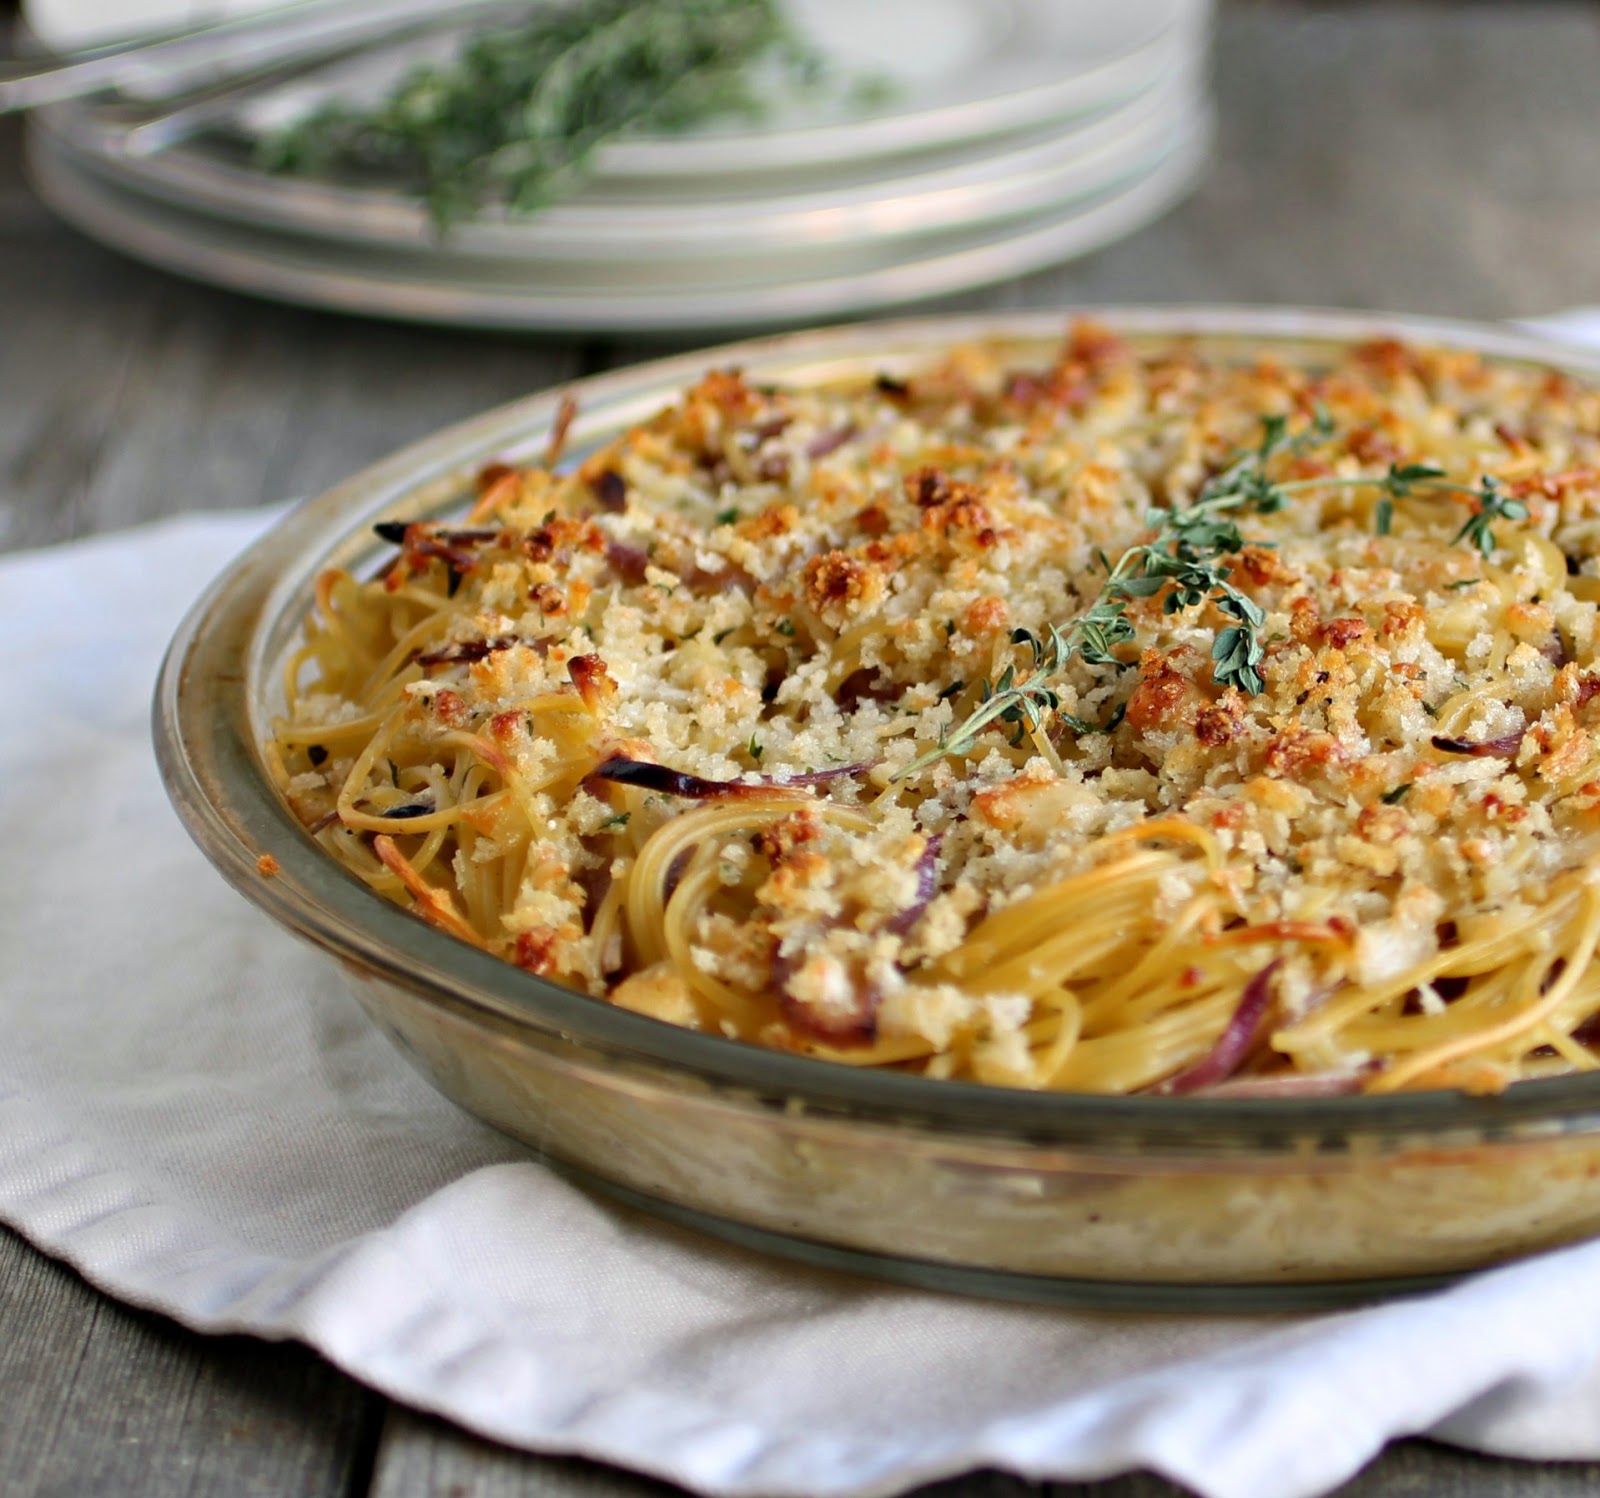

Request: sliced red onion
left=589, top=469, right=627, bottom=512
left=772, top=945, right=878, bottom=1043
left=576, top=861, right=612, bottom=925
left=435, top=527, right=502, bottom=545
left=589, top=757, right=768, bottom=800
left=834, top=667, right=898, bottom=710
left=805, top=424, right=857, bottom=460
left=770, top=762, right=874, bottom=787
left=1570, top=1004, right=1600, bottom=1047
left=1158, top=959, right=1284, bottom=1096
left=884, top=834, right=943, bottom=937
left=749, top=415, right=795, bottom=444
left=373, top=521, right=502, bottom=549
left=378, top=802, right=434, bottom=821
left=663, top=847, right=695, bottom=901
left=410, top=535, right=490, bottom=575
left=683, top=562, right=758, bottom=598
left=587, top=756, right=871, bottom=800
left=605, top=541, right=651, bottom=585
left=1430, top=731, right=1524, bottom=758
left=415, top=634, right=545, bottom=668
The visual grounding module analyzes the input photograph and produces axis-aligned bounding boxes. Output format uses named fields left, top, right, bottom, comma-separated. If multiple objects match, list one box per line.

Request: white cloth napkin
left=11, top=328, right=1600, bottom=1498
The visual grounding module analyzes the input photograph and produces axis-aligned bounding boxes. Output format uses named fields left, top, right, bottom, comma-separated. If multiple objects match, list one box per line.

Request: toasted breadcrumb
left=277, top=328, right=1600, bottom=1090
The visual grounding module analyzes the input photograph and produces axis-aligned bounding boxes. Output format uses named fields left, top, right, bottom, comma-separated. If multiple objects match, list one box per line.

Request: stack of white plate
left=25, top=0, right=1215, bottom=332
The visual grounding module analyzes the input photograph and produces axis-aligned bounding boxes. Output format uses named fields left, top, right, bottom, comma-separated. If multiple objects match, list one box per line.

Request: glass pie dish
left=156, top=306, right=1600, bottom=1311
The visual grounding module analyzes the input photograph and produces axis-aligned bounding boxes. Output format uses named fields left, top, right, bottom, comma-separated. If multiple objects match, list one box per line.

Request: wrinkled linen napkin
left=11, top=326, right=1600, bottom=1498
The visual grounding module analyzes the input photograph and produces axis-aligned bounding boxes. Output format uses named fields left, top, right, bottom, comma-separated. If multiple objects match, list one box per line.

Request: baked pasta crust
left=269, top=325, right=1600, bottom=1095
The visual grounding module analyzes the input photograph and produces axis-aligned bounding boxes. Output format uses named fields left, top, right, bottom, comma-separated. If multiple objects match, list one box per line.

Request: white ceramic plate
left=23, top=0, right=278, bottom=51
left=222, top=0, right=1205, bottom=180
left=41, top=56, right=1205, bottom=261
left=27, top=113, right=1211, bottom=331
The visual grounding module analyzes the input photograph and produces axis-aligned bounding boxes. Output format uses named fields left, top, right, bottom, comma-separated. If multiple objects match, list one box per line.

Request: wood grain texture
left=7, top=4, right=1600, bottom=1497
left=1012, top=3, right=1600, bottom=319
left=0, top=104, right=591, bottom=554
left=0, top=1226, right=381, bottom=1498
left=371, top=1409, right=677, bottom=1498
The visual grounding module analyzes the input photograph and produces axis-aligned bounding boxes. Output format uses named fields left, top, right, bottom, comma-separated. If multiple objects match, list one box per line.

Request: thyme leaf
left=894, top=412, right=1315, bottom=782
left=1452, top=476, right=1530, bottom=559
left=1271, top=460, right=1523, bottom=550
left=1060, top=701, right=1127, bottom=736
left=897, top=406, right=1538, bottom=784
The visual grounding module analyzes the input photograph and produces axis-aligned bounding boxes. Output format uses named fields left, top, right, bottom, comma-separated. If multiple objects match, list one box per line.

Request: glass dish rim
left=156, top=302, right=1600, bottom=1150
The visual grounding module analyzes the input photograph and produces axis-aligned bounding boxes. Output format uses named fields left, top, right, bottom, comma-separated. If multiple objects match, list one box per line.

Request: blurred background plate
left=215, top=0, right=1201, bottom=180
left=24, top=0, right=282, bottom=48
left=22, top=0, right=1216, bottom=330
left=36, top=52, right=1206, bottom=261
left=26, top=113, right=1211, bottom=331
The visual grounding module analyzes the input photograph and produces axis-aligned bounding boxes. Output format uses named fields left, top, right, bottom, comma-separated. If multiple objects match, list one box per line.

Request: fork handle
left=0, top=0, right=515, bottom=115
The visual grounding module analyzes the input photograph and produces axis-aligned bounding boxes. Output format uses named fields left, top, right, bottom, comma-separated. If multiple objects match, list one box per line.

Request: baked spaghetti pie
left=268, top=325, right=1600, bottom=1096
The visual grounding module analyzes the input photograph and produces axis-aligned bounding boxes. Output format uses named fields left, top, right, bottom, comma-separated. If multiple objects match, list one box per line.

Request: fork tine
left=1, top=0, right=520, bottom=115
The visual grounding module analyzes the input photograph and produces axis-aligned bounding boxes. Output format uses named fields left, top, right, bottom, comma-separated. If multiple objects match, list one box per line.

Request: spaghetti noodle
left=268, top=326, right=1600, bottom=1095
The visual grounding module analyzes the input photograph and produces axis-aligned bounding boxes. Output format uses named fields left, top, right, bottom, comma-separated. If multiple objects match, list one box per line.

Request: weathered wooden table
left=7, top=3, right=1600, bottom=1493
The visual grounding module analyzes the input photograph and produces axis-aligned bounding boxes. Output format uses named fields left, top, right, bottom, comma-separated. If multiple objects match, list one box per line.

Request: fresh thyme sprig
left=894, top=411, right=1533, bottom=784
left=1451, top=475, right=1531, bottom=558
left=1371, top=463, right=1445, bottom=536
left=892, top=416, right=1310, bottom=782
left=1269, top=463, right=1528, bottom=558
left=260, top=0, right=826, bottom=229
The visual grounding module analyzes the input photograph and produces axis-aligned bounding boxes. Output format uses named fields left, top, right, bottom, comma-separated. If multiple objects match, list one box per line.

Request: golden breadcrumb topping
left=273, top=326, right=1600, bottom=1094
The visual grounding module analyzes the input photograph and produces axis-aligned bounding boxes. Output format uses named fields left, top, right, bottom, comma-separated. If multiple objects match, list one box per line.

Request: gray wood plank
left=1330, top=1444, right=1600, bottom=1497
left=0, top=1226, right=381, bottom=1498
left=0, top=114, right=590, bottom=552
left=370, top=1408, right=676, bottom=1498
left=1012, top=3, right=1600, bottom=321
left=0, top=123, right=150, bottom=552
left=0, top=246, right=592, bottom=552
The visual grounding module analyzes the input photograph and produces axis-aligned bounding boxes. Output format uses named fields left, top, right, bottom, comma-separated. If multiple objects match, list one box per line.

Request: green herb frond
left=895, top=410, right=1532, bottom=783
left=261, top=0, right=830, bottom=229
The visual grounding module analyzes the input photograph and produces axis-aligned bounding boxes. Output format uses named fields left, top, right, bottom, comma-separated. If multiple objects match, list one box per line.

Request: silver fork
left=1, top=0, right=519, bottom=115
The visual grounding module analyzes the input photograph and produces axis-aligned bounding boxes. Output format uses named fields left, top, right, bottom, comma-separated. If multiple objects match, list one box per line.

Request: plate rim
left=38, top=57, right=1204, bottom=259
left=212, top=0, right=1202, bottom=181
left=593, top=0, right=1203, bottom=176
left=26, top=119, right=1211, bottom=330
left=28, top=116, right=1209, bottom=331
